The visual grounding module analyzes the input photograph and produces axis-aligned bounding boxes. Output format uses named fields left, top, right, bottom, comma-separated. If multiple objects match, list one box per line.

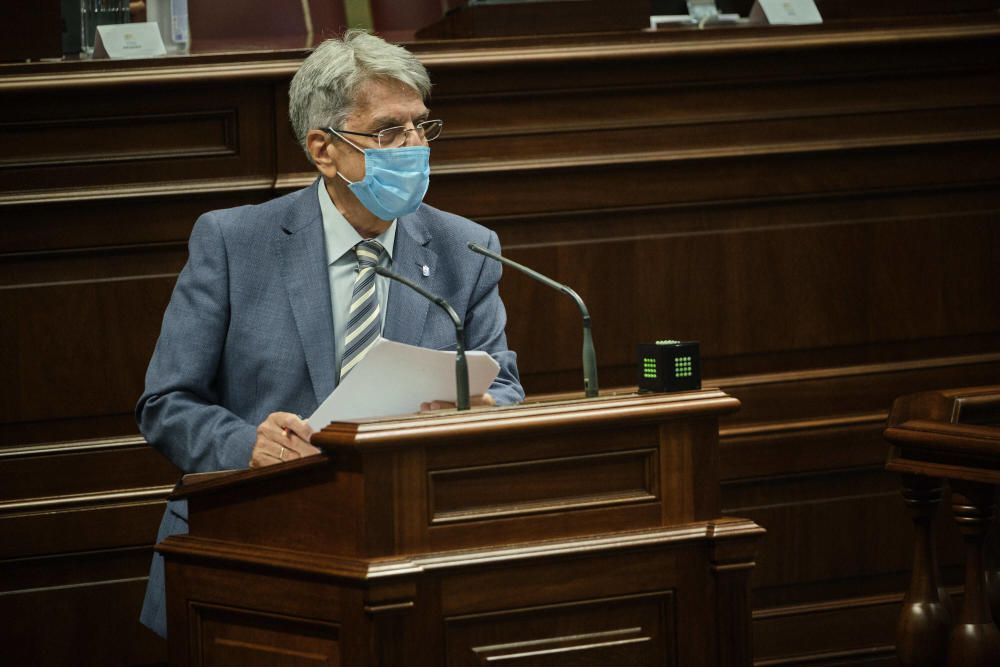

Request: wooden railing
left=885, top=386, right=1000, bottom=666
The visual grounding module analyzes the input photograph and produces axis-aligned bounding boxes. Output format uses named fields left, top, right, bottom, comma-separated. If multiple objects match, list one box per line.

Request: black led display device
left=637, top=340, right=701, bottom=393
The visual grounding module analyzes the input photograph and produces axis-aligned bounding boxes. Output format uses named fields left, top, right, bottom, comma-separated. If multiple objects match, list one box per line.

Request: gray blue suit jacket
left=137, top=181, right=523, bottom=637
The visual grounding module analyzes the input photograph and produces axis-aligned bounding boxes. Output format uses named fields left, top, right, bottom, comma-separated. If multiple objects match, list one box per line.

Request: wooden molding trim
left=275, top=172, right=320, bottom=190
left=753, top=591, right=903, bottom=620
left=362, top=601, right=415, bottom=614
left=754, top=645, right=896, bottom=666
left=271, top=178, right=1000, bottom=221
left=427, top=448, right=658, bottom=524
left=430, top=132, right=1000, bottom=177
left=0, top=575, right=150, bottom=599
left=720, top=411, right=887, bottom=439
left=0, top=485, right=174, bottom=515
left=314, top=390, right=739, bottom=449
left=0, top=58, right=306, bottom=92
left=3, top=240, right=187, bottom=262
left=159, top=519, right=763, bottom=581
left=0, top=110, right=241, bottom=171
left=9, top=148, right=998, bottom=210
left=1, top=19, right=995, bottom=94
left=711, top=351, right=1000, bottom=389
left=2, top=352, right=992, bottom=464
left=532, top=352, right=1000, bottom=404
left=437, top=96, right=1000, bottom=141
left=470, top=629, right=652, bottom=661
left=0, top=176, right=275, bottom=207
left=417, top=21, right=1000, bottom=69
left=0, top=435, right=147, bottom=459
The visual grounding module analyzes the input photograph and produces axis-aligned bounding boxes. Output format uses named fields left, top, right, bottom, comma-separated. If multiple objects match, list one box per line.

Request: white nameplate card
left=749, top=0, right=823, bottom=25
left=92, top=23, right=167, bottom=59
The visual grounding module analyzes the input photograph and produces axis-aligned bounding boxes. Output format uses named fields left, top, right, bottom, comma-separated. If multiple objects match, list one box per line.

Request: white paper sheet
left=307, top=338, right=500, bottom=429
left=750, top=0, right=823, bottom=25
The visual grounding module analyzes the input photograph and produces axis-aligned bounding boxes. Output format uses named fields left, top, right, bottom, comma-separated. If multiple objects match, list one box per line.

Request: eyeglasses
left=324, top=119, right=444, bottom=149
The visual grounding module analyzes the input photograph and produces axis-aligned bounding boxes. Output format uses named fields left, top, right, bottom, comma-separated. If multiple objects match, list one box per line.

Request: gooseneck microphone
left=373, top=266, right=470, bottom=411
left=468, top=242, right=598, bottom=398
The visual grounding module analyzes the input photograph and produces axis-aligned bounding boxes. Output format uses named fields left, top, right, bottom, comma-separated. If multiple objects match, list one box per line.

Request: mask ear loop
left=328, top=128, right=367, bottom=185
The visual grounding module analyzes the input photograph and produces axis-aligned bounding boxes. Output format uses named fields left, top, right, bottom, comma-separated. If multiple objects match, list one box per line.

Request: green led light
left=674, top=356, right=693, bottom=378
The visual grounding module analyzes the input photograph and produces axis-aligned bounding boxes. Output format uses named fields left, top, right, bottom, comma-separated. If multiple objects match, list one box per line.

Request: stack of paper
left=307, top=338, right=500, bottom=428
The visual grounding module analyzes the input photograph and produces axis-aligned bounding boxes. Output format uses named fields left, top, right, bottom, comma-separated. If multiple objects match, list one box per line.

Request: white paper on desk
left=307, top=338, right=500, bottom=429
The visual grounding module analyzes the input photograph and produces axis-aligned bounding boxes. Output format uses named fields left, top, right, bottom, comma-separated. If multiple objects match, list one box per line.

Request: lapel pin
left=422, top=265, right=430, bottom=277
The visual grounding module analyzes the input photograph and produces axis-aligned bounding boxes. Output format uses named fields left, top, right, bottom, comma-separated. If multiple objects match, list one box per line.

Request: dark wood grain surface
left=2, top=8, right=999, bottom=664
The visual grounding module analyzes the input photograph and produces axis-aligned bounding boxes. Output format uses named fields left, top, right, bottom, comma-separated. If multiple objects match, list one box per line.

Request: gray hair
left=288, top=30, right=432, bottom=161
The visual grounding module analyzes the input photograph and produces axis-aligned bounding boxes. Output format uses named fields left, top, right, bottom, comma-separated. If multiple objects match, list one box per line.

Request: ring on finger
left=279, top=445, right=286, bottom=461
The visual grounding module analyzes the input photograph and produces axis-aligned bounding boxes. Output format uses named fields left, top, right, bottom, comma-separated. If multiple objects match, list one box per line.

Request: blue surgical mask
left=335, top=135, right=430, bottom=221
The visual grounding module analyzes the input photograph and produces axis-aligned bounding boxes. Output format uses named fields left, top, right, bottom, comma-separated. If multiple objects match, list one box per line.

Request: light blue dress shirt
left=317, top=180, right=396, bottom=383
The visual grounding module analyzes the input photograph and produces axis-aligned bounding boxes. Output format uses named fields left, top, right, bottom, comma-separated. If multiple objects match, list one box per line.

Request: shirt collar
left=317, top=179, right=396, bottom=265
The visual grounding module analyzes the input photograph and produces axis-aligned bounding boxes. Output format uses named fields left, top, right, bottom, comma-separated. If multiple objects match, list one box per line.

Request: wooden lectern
left=159, top=390, right=763, bottom=665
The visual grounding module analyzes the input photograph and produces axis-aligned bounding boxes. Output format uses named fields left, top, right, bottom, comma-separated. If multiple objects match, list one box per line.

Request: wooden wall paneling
left=0, top=15, right=998, bottom=665
left=710, top=357, right=1000, bottom=663
left=439, top=549, right=696, bottom=663
left=426, top=142, right=1000, bottom=221
left=444, top=591, right=676, bottom=665
left=751, top=593, right=901, bottom=665
left=0, top=188, right=274, bottom=448
left=717, top=354, right=1000, bottom=426
left=412, top=24, right=1000, bottom=397
left=164, top=559, right=354, bottom=666
left=0, top=441, right=177, bottom=664
left=490, top=208, right=1000, bottom=394
left=1, top=567, right=164, bottom=666
left=415, top=21, right=1000, bottom=96
left=0, top=81, right=276, bottom=195
left=0, top=60, right=291, bottom=666
left=273, top=81, right=316, bottom=187
left=0, top=187, right=270, bottom=254
left=0, top=497, right=171, bottom=664
left=0, top=495, right=168, bottom=560
left=2, top=264, right=180, bottom=422
left=0, top=440, right=177, bottom=502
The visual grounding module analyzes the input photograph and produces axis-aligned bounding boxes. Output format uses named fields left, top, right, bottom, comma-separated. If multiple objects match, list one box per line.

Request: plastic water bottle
left=146, top=0, right=190, bottom=53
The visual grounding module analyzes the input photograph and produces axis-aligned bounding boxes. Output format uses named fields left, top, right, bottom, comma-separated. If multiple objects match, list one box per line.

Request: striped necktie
left=340, top=239, right=384, bottom=378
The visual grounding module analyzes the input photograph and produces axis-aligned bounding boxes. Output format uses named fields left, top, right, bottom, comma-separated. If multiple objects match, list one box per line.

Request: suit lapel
left=383, top=213, right=436, bottom=346
left=278, top=182, right=336, bottom=404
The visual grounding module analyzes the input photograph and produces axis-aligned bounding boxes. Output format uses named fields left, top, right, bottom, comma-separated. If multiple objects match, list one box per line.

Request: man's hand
left=420, top=393, right=495, bottom=412
left=249, top=412, right=319, bottom=468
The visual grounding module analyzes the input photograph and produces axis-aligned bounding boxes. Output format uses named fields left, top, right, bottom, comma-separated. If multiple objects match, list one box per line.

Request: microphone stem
left=373, top=267, right=470, bottom=411
left=469, top=242, right=598, bottom=398
left=582, top=317, right=597, bottom=398
left=454, top=343, right=470, bottom=412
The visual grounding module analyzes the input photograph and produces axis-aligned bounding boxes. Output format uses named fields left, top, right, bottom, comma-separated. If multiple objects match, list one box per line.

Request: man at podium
left=135, top=30, right=524, bottom=638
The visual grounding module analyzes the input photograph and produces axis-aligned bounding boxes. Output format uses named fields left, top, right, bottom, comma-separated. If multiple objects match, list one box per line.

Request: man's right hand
left=249, top=412, right=320, bottom=469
